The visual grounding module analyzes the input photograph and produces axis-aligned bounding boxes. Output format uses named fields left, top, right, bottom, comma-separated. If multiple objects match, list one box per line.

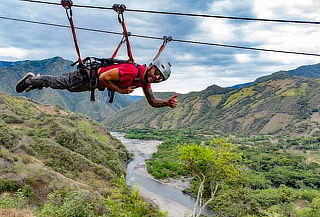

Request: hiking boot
left=28, top=74, right=43, bottom=91
left=16, top=72, right=35, bottom=93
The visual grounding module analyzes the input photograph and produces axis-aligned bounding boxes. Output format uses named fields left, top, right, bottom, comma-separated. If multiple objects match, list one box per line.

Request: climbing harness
left=60, top=2, right=171, bottom=102
left=79, top=57, right=130, bottom=102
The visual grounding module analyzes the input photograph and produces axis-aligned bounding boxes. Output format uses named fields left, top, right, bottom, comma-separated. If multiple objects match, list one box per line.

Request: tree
left=178, top=138, right=244, bottom=217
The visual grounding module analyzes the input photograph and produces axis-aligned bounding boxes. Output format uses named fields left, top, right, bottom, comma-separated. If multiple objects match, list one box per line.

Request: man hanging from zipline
left=15, top=2, right=178, bottom=109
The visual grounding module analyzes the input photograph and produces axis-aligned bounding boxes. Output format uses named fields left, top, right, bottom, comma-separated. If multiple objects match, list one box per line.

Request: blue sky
left=1, top=0, right=320, bottom=95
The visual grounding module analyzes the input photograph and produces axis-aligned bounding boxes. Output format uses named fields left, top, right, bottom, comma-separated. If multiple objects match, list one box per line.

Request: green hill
left=106, top=74, right=320, bottom=137
left=0, top=57, right=133, bottom=121
left=0, top=93, right=164, bottom=216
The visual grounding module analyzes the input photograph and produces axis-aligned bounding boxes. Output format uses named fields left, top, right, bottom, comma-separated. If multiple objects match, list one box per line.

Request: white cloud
left=196, top=19, right=237, bottom=42
left=253, top=0, right=320, bottom=20
left=175, top=53, right=194, bottom=61
left=0, top=47, right=28, bottom=59
left=234, top=54, right=252, bottom=63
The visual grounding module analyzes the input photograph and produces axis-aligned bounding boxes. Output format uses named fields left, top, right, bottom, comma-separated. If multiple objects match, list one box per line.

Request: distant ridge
left=229, top=62, right=320, bottom=89
left=106, top=62, right=320, bottom=136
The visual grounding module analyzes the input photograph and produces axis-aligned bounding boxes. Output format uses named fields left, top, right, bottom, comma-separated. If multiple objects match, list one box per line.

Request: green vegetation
left=0, top=178, right=166, bottom=217
left=280, top=82, right=308, bottom=96
left=224, top=87, right=256, bottom=108
left=124, top=129, right=320, bottom=216
left=105, top=176, right=167, bottom=217
left=178, top=139, right=244, bottom=217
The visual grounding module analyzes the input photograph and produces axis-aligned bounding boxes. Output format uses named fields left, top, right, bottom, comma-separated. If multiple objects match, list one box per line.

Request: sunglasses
left=154, top=67, right=165, bottom=82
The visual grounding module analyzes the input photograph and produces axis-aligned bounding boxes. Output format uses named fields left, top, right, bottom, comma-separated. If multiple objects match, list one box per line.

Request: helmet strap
left=144, top=66, right=151, bottom=84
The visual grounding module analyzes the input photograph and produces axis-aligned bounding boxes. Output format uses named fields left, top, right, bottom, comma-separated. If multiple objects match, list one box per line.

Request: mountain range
left=106, top=63, right=320, bottom=136
left=2, top=57, right=320, bottom=136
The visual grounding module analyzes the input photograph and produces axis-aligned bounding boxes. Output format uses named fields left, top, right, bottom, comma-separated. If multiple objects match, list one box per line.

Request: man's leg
left=16, top=70, right=91, bottom=93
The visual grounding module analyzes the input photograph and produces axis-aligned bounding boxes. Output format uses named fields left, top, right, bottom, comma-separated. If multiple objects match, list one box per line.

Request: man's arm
left=99, top=68, right=135, bottom=94
left=143, top=87, right=178, bottom=108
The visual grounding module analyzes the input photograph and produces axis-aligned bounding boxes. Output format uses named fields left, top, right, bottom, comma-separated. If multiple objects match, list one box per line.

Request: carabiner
left=153, top=36, right=172, bottom=60
left=162, top=36, right=173, bottom=46
left=112, top=4, right=126, bottom=14
left=61, top=0, right=73, bottom=10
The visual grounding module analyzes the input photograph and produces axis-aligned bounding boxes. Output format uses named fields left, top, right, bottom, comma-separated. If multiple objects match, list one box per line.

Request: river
left=111, top=132, right=213, bottom=217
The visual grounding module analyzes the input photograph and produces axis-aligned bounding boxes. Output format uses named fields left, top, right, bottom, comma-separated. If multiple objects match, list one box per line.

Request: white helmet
left=151, top=59, right=171, bottom=81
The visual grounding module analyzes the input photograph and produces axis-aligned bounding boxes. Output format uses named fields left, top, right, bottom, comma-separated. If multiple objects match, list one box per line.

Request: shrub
left=21, top=185, right=33, bottom=198
left=38, top=190, right=95, bottom=217
left=0, top=122, right=18, bottom=148
left=0, top=180, right=19, bottom=193
left=105, top=176, right=167, bottom=217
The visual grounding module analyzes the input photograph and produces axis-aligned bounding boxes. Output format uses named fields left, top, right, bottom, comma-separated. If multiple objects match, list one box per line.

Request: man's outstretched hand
left=120, top=86, right=136, bottom=94
left=167, top=93, right=179, bottom=108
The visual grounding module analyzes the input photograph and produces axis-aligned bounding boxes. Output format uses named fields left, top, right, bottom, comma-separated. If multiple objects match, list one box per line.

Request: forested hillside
left=0, top=57, right=133, bottom=121
left=0, top=93, right=165, bottom=216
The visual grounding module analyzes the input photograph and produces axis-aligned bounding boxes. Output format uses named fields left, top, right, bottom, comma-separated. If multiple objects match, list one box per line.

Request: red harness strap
left=111, top=36, right=126, bottom=59
left=61, top=0, right=82, bottom=64
left=153, top=36, right=172, bottom=61
left=112, top=4, right=134, bottom=63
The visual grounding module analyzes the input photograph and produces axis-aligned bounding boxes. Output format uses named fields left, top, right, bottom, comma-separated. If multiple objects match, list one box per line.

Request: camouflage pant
left=26, top=70, right=92, bottom=92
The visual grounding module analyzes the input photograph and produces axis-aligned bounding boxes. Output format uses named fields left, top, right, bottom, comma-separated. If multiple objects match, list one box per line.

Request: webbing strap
left=111, top=36, right=126, bottom=59
left=153, top=36, right=172, bottom=61
left=61, top=0, right=82, bottom=63
left=108, top=89, right=115, bottom=103
left=120, top=14, right=134, bottom=63
left=113, top=4, right=134, bottom=63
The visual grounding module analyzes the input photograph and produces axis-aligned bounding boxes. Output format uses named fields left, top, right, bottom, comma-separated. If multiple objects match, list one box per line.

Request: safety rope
left=153, top=36, right=172, bottom=61
left=113, top=4, right=134, bottom=63
left=111, top=36, right=126, bottom=59
left=61, top=0, right=82, bottom=63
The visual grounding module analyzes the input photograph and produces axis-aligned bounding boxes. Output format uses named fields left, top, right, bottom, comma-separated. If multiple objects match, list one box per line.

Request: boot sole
left=16, top=73, right=35, bottom=93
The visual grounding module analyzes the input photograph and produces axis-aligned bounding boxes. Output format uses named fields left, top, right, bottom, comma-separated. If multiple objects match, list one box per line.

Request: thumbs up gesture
left=167, top=93, right=179, bottom=108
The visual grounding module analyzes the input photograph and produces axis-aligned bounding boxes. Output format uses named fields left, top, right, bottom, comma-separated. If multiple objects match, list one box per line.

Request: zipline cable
left=1, top=15, right=320, bottom=57
left=18, top=0, right=320, bottom=25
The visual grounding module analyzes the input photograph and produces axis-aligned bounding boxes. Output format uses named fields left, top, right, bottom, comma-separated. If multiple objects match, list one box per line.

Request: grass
left=76, top=120, right=111, bottom=144
left=0, top=208, right=35, bottom=217
left=207, top=95, right=223, bottom=107
left=281, top=82, right=308, bottom=97
left=224, top=87, right=256, bottom=108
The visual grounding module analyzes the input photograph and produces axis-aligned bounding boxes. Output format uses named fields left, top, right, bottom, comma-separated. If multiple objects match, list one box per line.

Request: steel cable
left=1, top=16, right=320, bottom=57
left=19, top=0, right=320, bottom=25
